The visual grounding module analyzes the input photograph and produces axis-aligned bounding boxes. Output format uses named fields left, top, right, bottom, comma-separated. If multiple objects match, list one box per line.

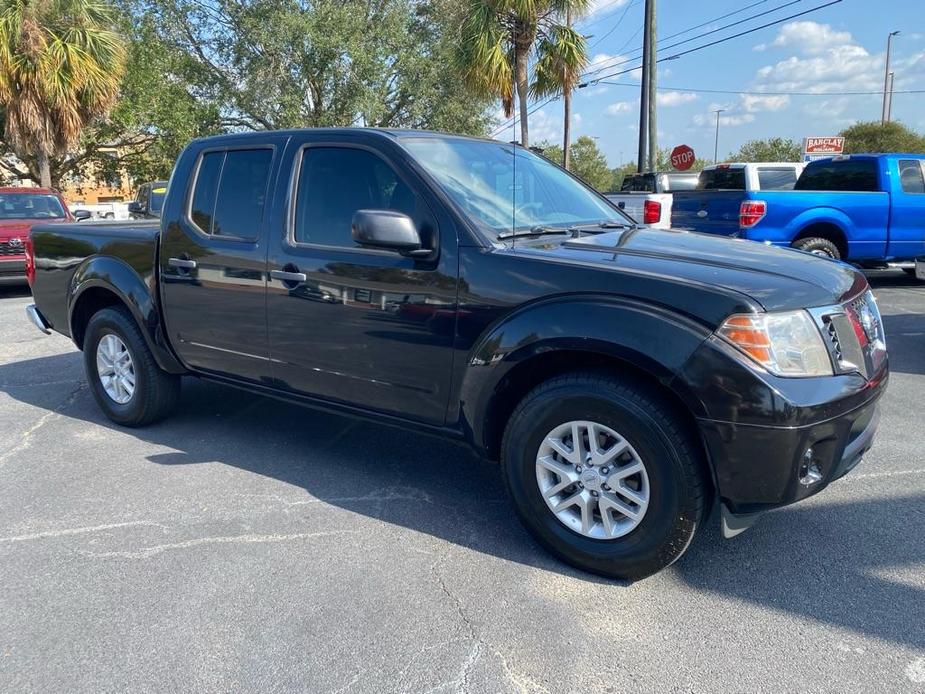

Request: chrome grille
left=0, top=241, right=25, bottom=256
left=810, top=290, right=886, bottom=380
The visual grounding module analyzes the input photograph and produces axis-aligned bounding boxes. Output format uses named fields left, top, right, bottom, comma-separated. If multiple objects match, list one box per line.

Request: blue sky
left=491, top=0, right=925, bottom=166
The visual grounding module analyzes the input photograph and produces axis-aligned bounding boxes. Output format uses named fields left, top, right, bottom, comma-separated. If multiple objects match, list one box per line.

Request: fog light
left=799, top=448, right=823, bottom=486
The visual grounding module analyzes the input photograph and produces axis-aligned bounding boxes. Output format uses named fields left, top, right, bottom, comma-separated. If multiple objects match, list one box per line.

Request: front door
left=159, top=137, right=285, bottom=382
left=266, top=140, right=458, bottom=425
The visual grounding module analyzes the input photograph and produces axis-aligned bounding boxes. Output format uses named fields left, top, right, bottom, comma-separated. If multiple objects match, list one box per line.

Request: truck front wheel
left=793, top=237, right=841, bottom=259
left=501, top=372, right=708, bottom=581
left=83, top=306, right=180, bottom=427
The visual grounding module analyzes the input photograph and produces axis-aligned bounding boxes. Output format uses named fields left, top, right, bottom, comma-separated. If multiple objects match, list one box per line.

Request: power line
left=588, top=0, right=639, bottom=50
left=583, top=0, right=843, bottom=87
left=494, top=1, right=774, bottom=136
left=595, top=82, right=925, bottom=96
left=493, top=0, right=842, bottom=137
left=582, top=0, right=803, bottom=81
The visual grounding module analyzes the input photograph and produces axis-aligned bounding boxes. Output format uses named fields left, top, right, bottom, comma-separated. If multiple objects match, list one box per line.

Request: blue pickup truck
left=672, top=154, right=925, bottom=264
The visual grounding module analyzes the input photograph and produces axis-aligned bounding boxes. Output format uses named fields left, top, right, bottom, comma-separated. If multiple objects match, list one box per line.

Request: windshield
left=402, top=137, right=629, bottom=238
left=0, top=193, right=66, bottom=220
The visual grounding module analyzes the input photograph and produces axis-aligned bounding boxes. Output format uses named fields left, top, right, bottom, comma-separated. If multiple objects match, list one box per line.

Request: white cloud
left=657, top=91, right=698, bottom=107
left=741, top=94, right=790, bottom=112
left=587, top=0, right=631, bottom=17
left=588, top=52, right=641, bottom=82
left=768, top=21, right=853, bottom=55
left=605, top=101, right=634, bottom=115
left=529, top=109, right=562, bottom=143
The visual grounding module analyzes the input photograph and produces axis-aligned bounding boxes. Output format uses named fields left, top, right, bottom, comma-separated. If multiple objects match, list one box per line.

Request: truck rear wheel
left=83, top=306, right=180, bottom=427
left=793, top=237, right=840, bottom=259
left=501, top=372, right=708, bottom=581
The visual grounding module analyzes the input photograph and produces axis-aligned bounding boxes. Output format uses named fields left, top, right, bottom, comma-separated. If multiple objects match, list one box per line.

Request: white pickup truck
left=605, top=172, right=699, bottom=229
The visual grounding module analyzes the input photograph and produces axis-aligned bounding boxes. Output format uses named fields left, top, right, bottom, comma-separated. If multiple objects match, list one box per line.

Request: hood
left=0, top=218, right=67, bottom=240
left=513, top=228, right=866, bottom=312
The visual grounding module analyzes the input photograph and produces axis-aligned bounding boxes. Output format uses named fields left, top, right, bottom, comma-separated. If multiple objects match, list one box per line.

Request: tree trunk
left=563, top=6, right=572, bottom=170
left=563, top=89, right=571, bottom=170
left=36, top=150, right=52, bottom=188
left=514, top=48, right=529, bottom=148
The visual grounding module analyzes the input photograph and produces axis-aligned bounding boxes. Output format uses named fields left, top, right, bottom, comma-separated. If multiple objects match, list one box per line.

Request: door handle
left=168, top=257, right=197, bottom=269
left=270, top=269, right=307, bottom=283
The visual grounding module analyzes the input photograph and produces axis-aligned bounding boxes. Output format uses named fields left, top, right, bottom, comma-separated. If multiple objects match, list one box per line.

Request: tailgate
left=671, top=190, right=743, bottom=236
left=605, top=193, right=672, bottom=229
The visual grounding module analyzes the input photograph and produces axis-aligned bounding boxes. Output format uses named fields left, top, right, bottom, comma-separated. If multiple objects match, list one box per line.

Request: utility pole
left=881, top=31, right=899, bottom=124
left=637, top=0, right=655, bottom=173
left=646, top=0, right=657, bottom=172
left=713, top=109, right=725, bottom=164
left=886, top=72, right=895, bottom=122
left=563, top=6, right=572, bottom=170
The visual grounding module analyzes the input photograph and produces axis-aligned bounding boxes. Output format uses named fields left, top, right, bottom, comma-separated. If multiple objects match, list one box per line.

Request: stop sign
left=670, top=144, right=696, bottom=171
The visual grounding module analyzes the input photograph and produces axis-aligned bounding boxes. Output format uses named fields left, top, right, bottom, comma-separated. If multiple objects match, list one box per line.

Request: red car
left=0, top=187, right=81, bottom=285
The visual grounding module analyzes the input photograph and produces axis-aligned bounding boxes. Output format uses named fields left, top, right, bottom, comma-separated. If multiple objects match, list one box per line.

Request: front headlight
left=717, top=310, right=833, bottom=377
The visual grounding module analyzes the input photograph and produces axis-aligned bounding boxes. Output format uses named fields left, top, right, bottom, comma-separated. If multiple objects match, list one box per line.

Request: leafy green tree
left=144, top=0, right=491, bottom=135
left=457, top=0, right=589, bottom=148
left=0, top=0, right=126, bottom=187
left=536, top=136, right=610, bottom=191
left=728, top=137, right=801, bottom=162
left=839, top=121, right=925, bottom=154
left=531, top=22, right=588, bottom=168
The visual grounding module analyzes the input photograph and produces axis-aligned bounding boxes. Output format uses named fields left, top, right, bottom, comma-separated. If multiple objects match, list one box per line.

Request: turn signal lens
left=718, top=310, right=833, bottom=377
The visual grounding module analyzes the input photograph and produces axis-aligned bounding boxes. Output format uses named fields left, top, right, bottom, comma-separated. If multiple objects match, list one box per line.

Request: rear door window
left=757, top=167, right=799, bottom=190
left=796, top=159, right=879, bottom=192
left=698, top=168, right=745, bottom=190
left=189, top=148, right=273, bottom=240
left=899, top=160, right=925, bottom=194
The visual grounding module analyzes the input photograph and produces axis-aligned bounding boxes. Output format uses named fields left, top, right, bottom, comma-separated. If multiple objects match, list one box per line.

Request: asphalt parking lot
left=1, top=273, right=923, bottom=693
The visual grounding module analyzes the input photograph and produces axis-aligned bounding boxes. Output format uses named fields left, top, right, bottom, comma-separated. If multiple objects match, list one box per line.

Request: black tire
left=501, top=372, right=708, bottom=581
left=793, top=237, right=841, bottom=259
left=83, top=306, right=180, bottom=426
left=902, top=267, right=916, bottom=277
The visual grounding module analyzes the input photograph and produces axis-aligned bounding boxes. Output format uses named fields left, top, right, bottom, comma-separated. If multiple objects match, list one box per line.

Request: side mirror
left=351, top=210, right=429, bottom=257
left=127, top=201, right=142, bottom=214
left=73, top=209, right=92, bottom=221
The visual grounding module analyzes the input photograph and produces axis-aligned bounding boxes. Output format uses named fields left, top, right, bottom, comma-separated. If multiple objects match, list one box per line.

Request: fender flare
left=457, top=294, right=713, bottom=455
left=786, top=208, right=853, bottom=243
left=67, top=255, right=185, bottom=374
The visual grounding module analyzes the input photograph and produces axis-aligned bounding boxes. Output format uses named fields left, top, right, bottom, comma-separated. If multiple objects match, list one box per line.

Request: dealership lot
left=0, top=275, right=923, bottom=693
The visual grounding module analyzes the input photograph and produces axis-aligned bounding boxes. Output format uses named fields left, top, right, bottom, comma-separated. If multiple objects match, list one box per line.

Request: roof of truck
left=190, top=128, right=499, bottom=146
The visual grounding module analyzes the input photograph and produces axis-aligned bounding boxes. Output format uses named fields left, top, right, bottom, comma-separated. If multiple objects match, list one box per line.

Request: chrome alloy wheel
left=535, top=420, right=650, bottom=539
left=96, top=333, right=136, bottom=404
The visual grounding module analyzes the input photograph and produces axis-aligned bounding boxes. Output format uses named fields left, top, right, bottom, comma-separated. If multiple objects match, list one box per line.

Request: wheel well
left=70, top=287, right=124, bottom=349
left=793, top=223, right=848, bottom=259
left=483, top=350, right=705, bottom=463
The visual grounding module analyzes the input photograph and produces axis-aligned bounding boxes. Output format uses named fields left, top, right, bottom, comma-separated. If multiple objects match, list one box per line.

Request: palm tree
left=531, top=19, right=587, bottom=168
left=0, top=0, right=126, bottom=188
left=457, top=0, right=589, bottom=148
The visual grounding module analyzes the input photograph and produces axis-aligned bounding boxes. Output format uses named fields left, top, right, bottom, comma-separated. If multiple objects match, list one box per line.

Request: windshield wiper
left=497, top=225, right=572, bottom=240
left=598, top=219, right=636, bottom=229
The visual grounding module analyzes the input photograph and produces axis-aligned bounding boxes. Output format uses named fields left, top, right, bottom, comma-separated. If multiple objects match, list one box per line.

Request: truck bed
left=30, top=220, right=160, bottom=337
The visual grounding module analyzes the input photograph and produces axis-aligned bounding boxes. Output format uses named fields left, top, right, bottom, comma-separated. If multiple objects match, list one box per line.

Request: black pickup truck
left=25, top=129, right=888, bottom=579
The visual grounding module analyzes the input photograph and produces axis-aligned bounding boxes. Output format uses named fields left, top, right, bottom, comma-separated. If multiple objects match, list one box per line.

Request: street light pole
left=713, top=109, right=725, bottom=164
left=881, top=31, right=900, bottom=125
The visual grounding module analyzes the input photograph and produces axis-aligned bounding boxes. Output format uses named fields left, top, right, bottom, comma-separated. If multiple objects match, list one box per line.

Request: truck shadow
left=1, top=353, right=922, bottom=651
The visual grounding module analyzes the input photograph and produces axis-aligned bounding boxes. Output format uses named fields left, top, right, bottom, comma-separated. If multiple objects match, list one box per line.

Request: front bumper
left=677, top=334, right=888, bottom=519
left=0, top=257, right=26, bottom=285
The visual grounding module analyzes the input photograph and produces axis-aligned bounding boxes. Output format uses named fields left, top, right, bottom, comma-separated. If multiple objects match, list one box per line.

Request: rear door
left=265, top=136, right=459, bottom=425
left=159, top=135, right=286, bottom=382
left=888, top=158, right=925, bottom=259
